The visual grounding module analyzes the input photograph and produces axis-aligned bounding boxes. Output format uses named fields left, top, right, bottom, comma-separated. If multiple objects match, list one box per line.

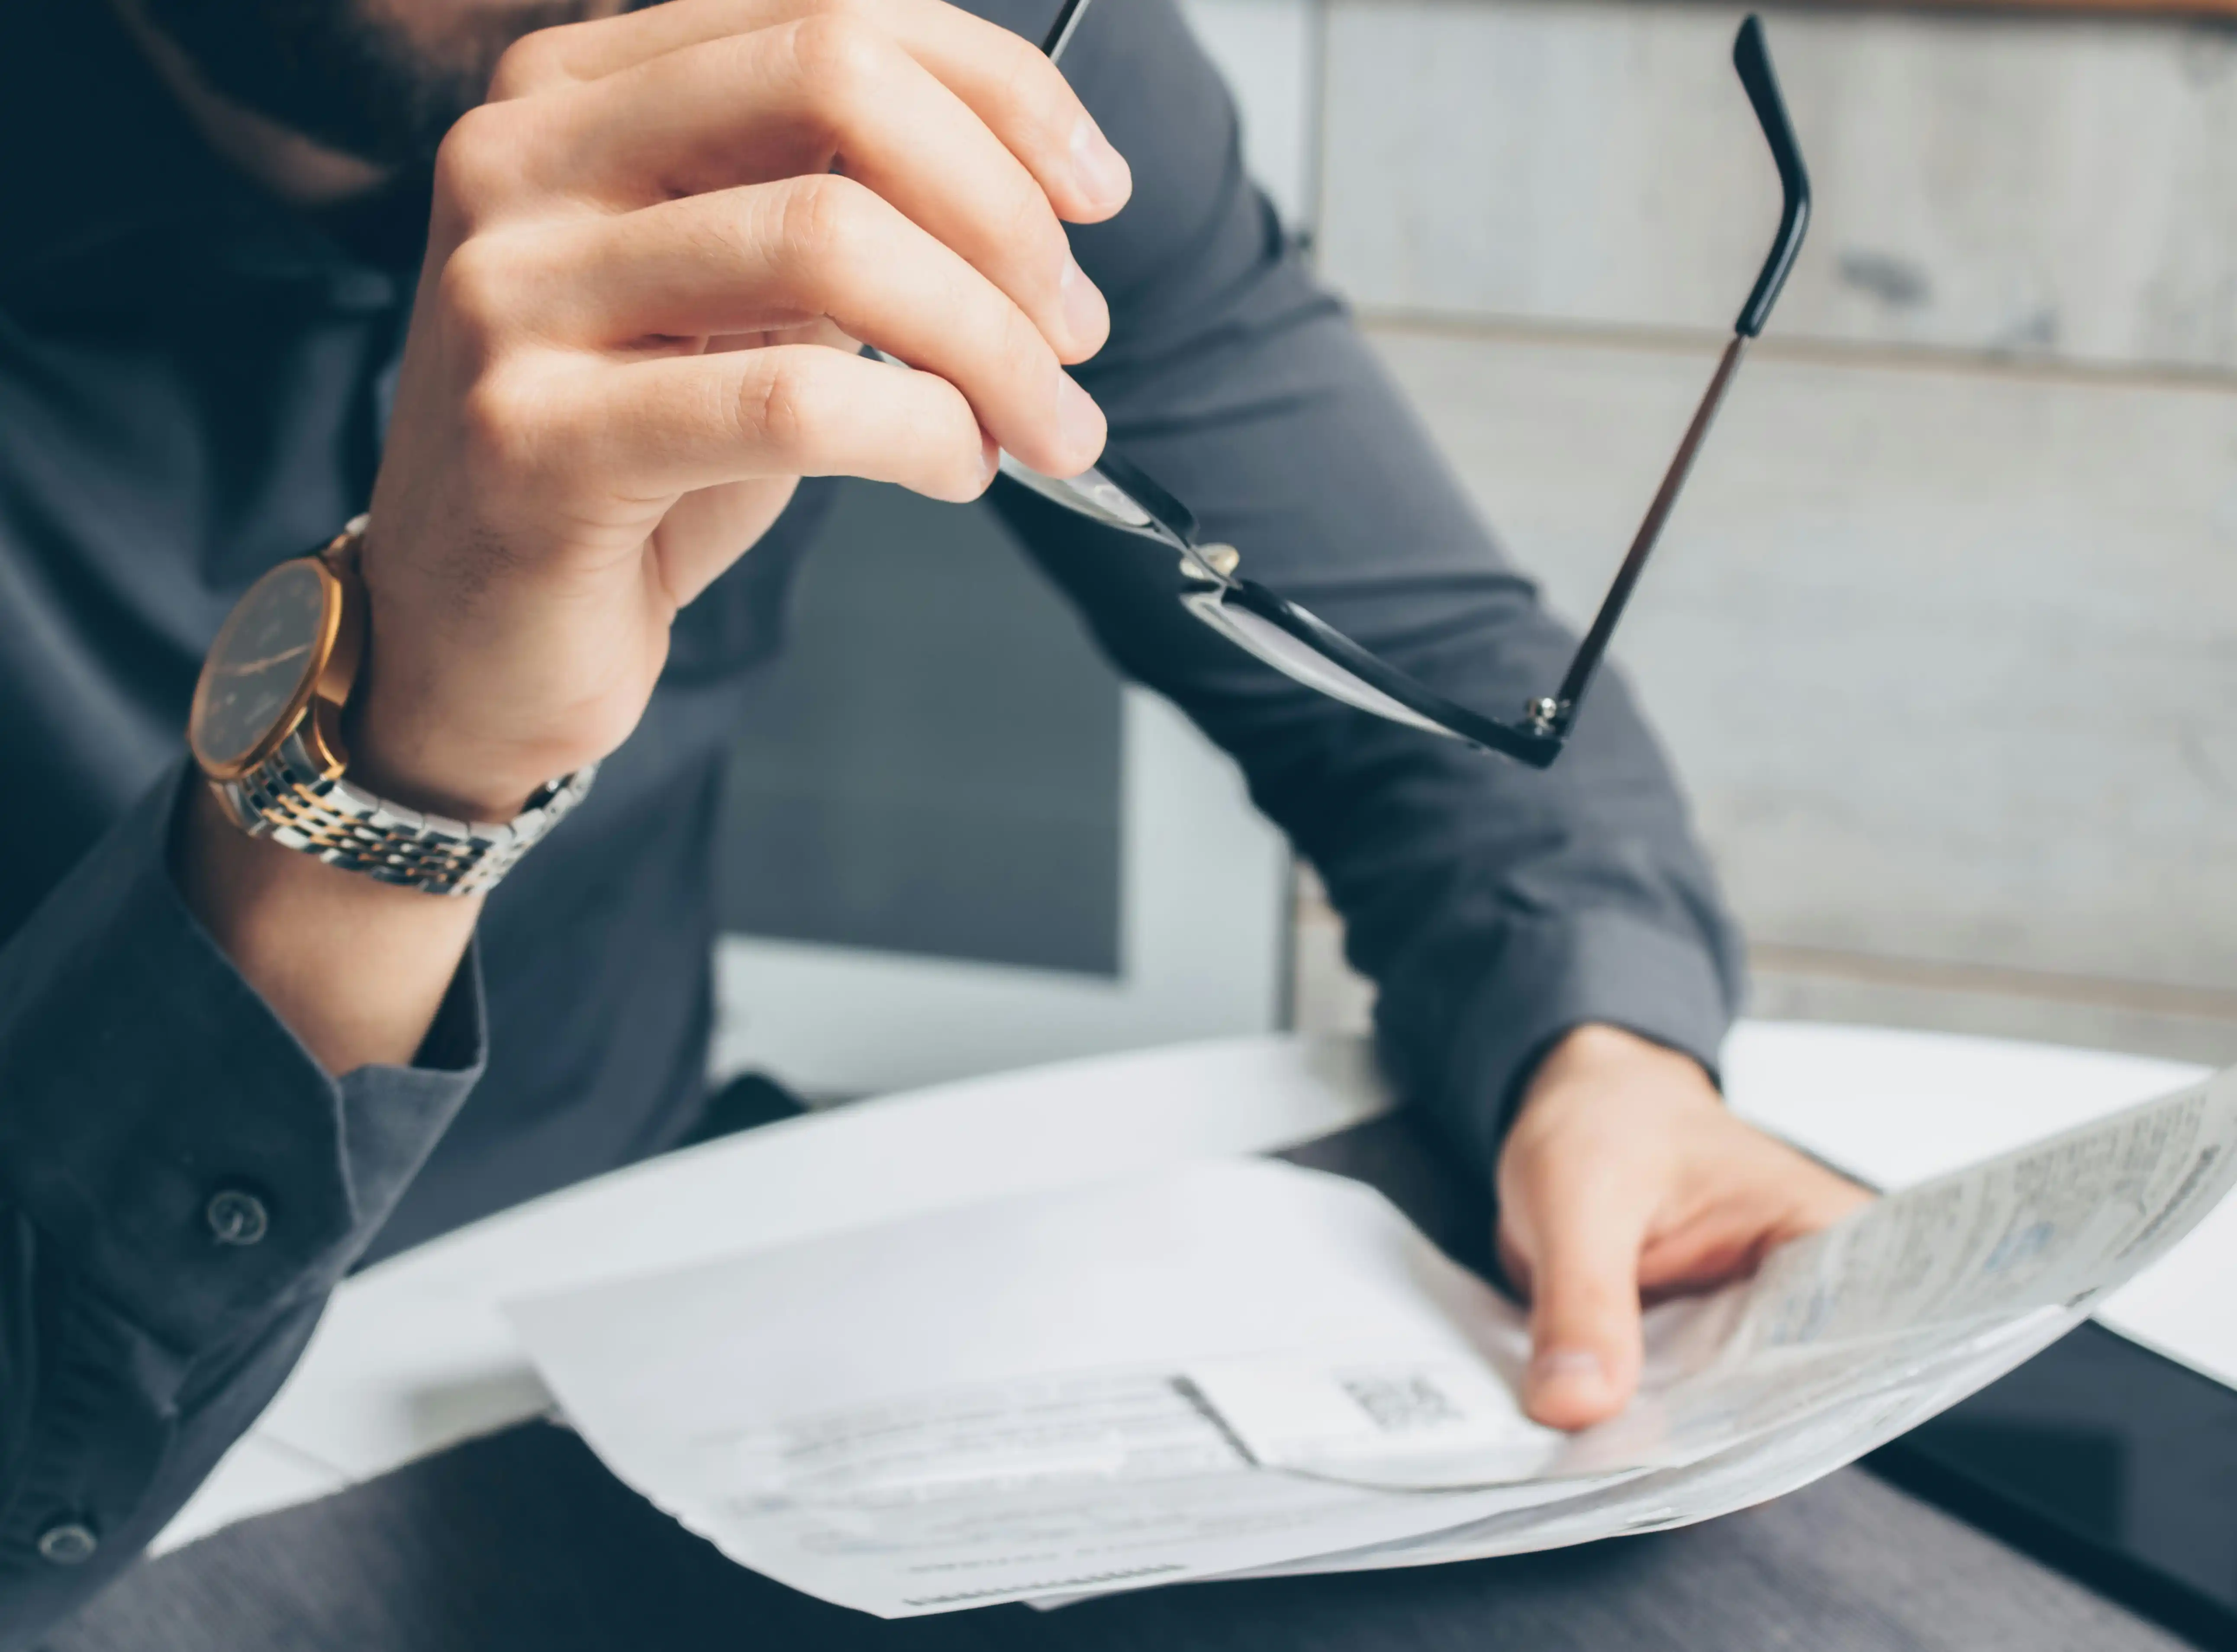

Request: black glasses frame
left=1010, top=9, right=1812, bottom=768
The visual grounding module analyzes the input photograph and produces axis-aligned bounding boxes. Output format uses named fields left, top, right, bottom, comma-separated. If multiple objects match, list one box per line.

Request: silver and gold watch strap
left=212, top=726, right=597, bottom=898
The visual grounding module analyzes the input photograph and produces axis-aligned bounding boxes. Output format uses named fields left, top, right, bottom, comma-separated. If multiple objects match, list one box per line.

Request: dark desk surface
left=49, top=1423, right=2192, bottom=1652
left=44, top=1116, right=2223, bottom=1652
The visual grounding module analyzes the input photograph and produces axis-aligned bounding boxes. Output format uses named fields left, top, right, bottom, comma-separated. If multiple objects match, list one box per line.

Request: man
left=0, top=0, right=1861, bottom=1638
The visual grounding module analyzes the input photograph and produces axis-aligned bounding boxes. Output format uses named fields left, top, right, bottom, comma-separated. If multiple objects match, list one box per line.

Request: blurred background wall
left=714, top=0, right=2237, bottom=1094
left=1216, top=0, right=2237, bottom=1067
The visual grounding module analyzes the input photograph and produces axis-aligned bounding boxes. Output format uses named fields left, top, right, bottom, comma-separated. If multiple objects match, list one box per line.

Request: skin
left=139, top=0, right=1867, bottom=1433
left=1498, top=1026, right=1867, bottom=1426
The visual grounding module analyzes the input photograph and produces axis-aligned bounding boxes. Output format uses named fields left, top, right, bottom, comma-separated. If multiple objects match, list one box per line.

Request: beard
left=136, top=0, right=614, bottom=166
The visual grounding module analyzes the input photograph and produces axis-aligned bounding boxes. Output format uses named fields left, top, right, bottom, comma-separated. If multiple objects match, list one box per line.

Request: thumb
left=1518, top=1192, right=1650, bottom=1431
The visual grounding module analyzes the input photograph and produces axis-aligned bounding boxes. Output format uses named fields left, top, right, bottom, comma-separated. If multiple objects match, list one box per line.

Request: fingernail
left=1527, top=1348, right=1610, bottom=1403
left=1058, top=254, right=1106, bottom=351
left=979, top=434, right=1000, bottom=490
left=1054, top=372, right=1104, bottom=465
left=1070, top=118, right=1131, bottom=210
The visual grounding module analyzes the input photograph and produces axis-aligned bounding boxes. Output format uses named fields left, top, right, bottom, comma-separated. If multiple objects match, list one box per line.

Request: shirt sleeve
left=985, top=0, right=1747, bottom=1169
left=0, top=762, right=483, bottom=1645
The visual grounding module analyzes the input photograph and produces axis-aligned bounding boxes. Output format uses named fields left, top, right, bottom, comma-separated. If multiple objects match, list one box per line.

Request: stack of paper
left=510, top=1065, right=2237, bottom=1617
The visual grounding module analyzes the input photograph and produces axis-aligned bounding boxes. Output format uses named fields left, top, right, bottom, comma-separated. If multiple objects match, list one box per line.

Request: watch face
left=190, top=559, right=337, bottom=778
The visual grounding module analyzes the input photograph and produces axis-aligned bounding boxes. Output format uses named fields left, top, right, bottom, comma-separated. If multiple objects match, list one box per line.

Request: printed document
left=511, top=1065, right=2237, bottom=1616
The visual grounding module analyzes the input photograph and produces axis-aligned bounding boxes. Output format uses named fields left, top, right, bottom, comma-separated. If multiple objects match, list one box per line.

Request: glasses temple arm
left=1733, top=13, right=1812, bottom=338
left=1544, top=336, right=1747, bottom=729
left=1042, top=0, right=1094, bottom=61
left=1539, top=14, right=1808, bottom=736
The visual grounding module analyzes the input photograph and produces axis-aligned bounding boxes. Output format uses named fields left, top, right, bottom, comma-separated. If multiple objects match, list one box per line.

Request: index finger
left=491, top=0, right=1131, bottom=223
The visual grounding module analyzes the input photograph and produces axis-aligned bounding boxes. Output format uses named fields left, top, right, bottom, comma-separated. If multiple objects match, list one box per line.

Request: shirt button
left=206, top=1189, right=269, bottom=1247
left=36, top=1522, right=97, bottom=1565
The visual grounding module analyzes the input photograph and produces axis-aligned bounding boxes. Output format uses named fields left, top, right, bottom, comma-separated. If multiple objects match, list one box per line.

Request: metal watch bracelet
left=211, top=726, right=598, bottom=898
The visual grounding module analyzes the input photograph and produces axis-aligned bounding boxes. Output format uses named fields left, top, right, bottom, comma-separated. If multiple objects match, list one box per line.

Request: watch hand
left=215, top=642, right=315, bottom=675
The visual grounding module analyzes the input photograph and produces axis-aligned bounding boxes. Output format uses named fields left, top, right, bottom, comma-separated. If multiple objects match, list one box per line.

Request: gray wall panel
left=1322, top=0, right=2237, bottom=374
left=1363, top=322, right=2237, bottom=1043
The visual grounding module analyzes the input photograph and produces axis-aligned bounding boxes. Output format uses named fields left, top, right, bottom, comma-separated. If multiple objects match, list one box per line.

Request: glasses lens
left=996, top=452, right=1157, bottom=532
left=1181, top=590, right=1460, bottom=740
left=1000, top=452, right=1247, bottom=587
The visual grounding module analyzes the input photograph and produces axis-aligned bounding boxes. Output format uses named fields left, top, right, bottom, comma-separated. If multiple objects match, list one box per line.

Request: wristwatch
left=187, top=517, right=596, bottom=897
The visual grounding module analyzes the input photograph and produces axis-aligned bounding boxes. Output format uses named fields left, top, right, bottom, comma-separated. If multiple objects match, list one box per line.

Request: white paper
left=1208, top=1064, right=2237, bottom=1585
left=511, top=1065, right=2237, bottom=1617
left=511, top=1162, right=1621, bottom=1614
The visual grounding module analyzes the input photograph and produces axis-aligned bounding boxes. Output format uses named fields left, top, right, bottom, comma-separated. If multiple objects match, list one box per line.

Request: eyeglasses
left=1001, top=7, right=1812, bottom=768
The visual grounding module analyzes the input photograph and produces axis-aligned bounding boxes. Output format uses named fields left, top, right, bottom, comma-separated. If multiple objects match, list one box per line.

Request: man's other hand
left=357, top=0, right=1132, bottom=821
left=1495, top=1023, right=1870, bottom=1431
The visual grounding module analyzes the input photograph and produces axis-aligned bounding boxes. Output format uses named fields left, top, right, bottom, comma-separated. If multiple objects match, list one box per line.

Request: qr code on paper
left=1339, top=1373, right=1461, bottom=1434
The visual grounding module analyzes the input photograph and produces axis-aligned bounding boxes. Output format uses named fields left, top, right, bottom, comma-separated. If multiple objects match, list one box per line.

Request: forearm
left=1008, top=0, right=1743, bottom=1155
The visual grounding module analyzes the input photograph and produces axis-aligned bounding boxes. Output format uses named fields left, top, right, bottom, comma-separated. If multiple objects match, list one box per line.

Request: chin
left=136, top=0, right=614, bottom=165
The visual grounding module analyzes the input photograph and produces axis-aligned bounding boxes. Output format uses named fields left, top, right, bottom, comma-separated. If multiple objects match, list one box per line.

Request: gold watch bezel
left=189, top=523, right=368, bottom=784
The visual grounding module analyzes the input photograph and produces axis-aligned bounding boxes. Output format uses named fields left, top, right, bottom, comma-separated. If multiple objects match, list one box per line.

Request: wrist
left=177, top=771, right=484, bottom=1074
left=344, top=526, right=654, bottom=822
left=344, top=687, right=547, bottom=823
left=344, top=589, right=591, bottom=823
left=1514, top=1024, right=1719, bottom=1133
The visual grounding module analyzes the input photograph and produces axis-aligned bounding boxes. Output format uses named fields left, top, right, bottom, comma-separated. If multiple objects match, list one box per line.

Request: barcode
left=1340, top=1373, right=1461, bottom=1434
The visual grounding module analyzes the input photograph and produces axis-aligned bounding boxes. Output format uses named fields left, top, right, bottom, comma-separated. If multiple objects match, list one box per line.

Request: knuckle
left=913, top=390, right=980, bottom=489
left=491, top=13, right=614, bottom=101
left=434, top=237, right=517, bottom=338
left=992, top=301, right=1052, bottom=386
left=776, top=173, right=872, bottom=277
left=990, top=29, right=1075, bottom=151
left=431, top=104, right=519, bottom=222
left=1000, top=175, right=1062, bottom=271
left=739, top=357, right=827, bottom=458
left=994, top=31, right=1063, bottom=125
left=922, top=384, right=989, bottom=496
left=788, top=13, right=889, bottom=122
left=486, top=32, right=562, bottom=101
left=456, top=368, right=548, bottom=478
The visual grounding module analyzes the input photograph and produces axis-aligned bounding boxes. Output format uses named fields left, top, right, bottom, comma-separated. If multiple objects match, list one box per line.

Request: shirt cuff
left=0, top=764, right=485, bottom=1356
left=1383, top=909, right=1738, bottom=1175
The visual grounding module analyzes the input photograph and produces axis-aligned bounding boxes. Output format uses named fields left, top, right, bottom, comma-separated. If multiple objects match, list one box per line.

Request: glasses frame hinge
left=1180, top=544, right=1242, bottom=584
left=1524, top=697, right=1567, bottom=737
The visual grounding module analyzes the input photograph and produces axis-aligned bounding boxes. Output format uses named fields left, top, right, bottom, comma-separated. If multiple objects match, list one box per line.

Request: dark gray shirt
left=0, top=0, right=1742, bottom=1638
